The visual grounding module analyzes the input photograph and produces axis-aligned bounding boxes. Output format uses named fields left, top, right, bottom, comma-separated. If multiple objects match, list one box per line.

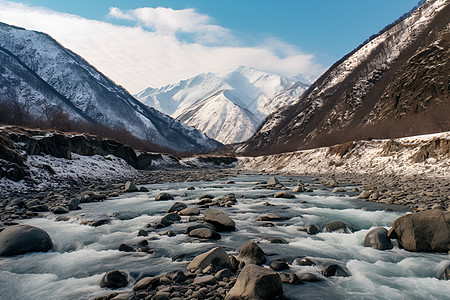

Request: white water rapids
left=0, top=173, right=448, bottom=299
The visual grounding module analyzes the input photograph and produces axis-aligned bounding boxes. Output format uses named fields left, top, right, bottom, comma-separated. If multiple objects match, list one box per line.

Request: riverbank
left=238, top=132, right=450, bottom=212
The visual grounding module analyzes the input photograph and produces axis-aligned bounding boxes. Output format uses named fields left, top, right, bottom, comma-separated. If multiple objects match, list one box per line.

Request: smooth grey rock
left=307, top=224, right=320, bottom=235
left=0, top=224, right=52, bottom=256
left=133, top=276, right=159, bottom=291
left=270, top=259, right=289, bottom=271
left=364, top=227, right=393, bottom=250
left=322, top=264, right=350, bottom=277
left=179, top=207, right=200, bottom=216
left=274, top=192, right=295, bottom=198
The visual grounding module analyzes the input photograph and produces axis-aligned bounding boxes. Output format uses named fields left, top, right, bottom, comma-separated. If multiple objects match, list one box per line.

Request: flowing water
left=0, top=173, right=449, bottom=300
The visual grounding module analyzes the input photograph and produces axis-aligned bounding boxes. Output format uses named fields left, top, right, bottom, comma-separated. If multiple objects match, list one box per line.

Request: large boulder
left=100, top=270, right=128, bottom=289
left=0, top=224, right=53, bottom=256
left=204, top=209, right=236, bottom=231
left=437, top=262, right=450, bottom=280
left=388, top=209, right=450, bottom=252
left=364, top=227, right=393, bottom=250
left=187, top=247, right=231, bottom=272
left=225, top=264, right=283, bottom=300
left=237, top=242, right=267, bottom=265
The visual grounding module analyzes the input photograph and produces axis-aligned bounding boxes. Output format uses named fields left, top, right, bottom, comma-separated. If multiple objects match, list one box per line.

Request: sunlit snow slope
left=136, top=66, right=311, bottom=144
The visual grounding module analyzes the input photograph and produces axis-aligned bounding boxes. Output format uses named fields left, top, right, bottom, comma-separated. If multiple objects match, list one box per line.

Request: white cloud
left=0, top=1, right=324, bottom=93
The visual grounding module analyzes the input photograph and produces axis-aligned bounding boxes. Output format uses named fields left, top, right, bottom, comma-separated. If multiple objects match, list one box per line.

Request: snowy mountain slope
left=0, top=22, right=220, bottom=153
left=136, top=66, right=310, bottom=144
left=242, top=0, right=449, bottom=155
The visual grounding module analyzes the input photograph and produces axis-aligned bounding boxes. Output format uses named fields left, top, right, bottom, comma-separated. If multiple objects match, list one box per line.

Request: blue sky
left=20, top=0, right=419, bottom=65
left=2, top=0, right=420, bottom=92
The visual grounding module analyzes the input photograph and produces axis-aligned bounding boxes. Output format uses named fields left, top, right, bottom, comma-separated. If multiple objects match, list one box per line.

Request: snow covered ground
left=238, top=132, right=450, bottom=177
left=0, top=154, right=141, bottom=195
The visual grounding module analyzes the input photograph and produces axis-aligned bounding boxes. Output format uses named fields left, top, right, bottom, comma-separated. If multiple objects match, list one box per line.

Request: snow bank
left=238, top=132, right=450, bottom=177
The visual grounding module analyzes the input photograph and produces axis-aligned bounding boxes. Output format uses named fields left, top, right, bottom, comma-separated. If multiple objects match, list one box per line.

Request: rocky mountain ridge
left=242, top=0, right=449, bottom=154
left=0, top=22, right=220, bottom=153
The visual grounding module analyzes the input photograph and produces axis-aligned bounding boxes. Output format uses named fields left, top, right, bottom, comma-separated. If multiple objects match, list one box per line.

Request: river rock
left=155, top=192, right=174, bottom=201
left=293, top=257, right=316, bottom=266
left=118, top=243, right=134, bottom=252
left=437, top=262, right=450, bottom=280
left=100, top=270, right=128, bottom=289
left=293, top=185, right=305, bottom=192
left=204, top=209, right=236, bottom=231
left=323, top=221, right=354, bottom=233
left=184, top=223, right=216, bottom=234
left=178, top=207, right=200, bottom=216
left=0, top=224, right=53, bottom=256
left=322, top=264, right=350, bottom=277
left=52, top=206, right=69, bottom=214
left=237, top=242, right=267, bottom=265
left=256, top=213, right=284, bottom=221
left=167, top=202, right=187, bottom=213
left=270, top=259, right=289, bottom=271
left=388, top=209, right=450, bottom=252
left=188, top=228, right=221, bottom=240
left=279, top=273, right=302, bottom=284
left=187, top=247, right=231, bottom=272
left=193, top=275, right=216, bottom=285
left=364, top=227, right=393, bottom=250
left=124, top=181, right=138, bottom=193
left=267, top=177, right=280, bottom=186
left=262, top=237, right=287, bottom=244
left=307, top=224, right=320, bottom=235
left=357, top=190, right=372, bottom=199
left=215, top=268, right=234, bottom=281
left=274, top=192, right=295, bottom=199
left=332, top=188, right=345, bottom=193
left=299, top=272, right=324, bottom=282
left=225, top=264, right=283, bottom=300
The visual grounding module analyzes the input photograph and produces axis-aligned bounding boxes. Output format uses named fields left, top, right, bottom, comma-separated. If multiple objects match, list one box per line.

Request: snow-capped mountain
left=242, top=0, right=449, bottom=154
left=0, top=22, right=220, bottom=153
left=136, top=66, right=310, bottom=144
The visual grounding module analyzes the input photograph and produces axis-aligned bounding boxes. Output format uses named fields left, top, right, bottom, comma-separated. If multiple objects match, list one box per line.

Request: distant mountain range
left=0, top=22, right=220, bottom=153
left=135, top=66, right=311, bottom=144
left=241, top=0, right=449, bottom=154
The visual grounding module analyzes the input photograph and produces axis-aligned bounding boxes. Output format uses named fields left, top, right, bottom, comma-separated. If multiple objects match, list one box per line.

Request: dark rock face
left=237, top=242, right=267, bottom=266
left=388, top=209, right=450, bottom=252
left=242, top=2, right=450, bottom=155
left=100, top=270, right=128, bottom=289
left=204, top=209, right=236, bottom=231
left=225, top=264, right=283, bottom=300
left=0, top=224, right=52, bottom=256
left=323, top=221, right=354, bottom=233
left=364, top=227, right=393, bottom=250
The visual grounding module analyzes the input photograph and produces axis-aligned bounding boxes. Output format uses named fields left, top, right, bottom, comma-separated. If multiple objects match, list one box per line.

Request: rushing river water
left=0, top=173, right=449, bottom=300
